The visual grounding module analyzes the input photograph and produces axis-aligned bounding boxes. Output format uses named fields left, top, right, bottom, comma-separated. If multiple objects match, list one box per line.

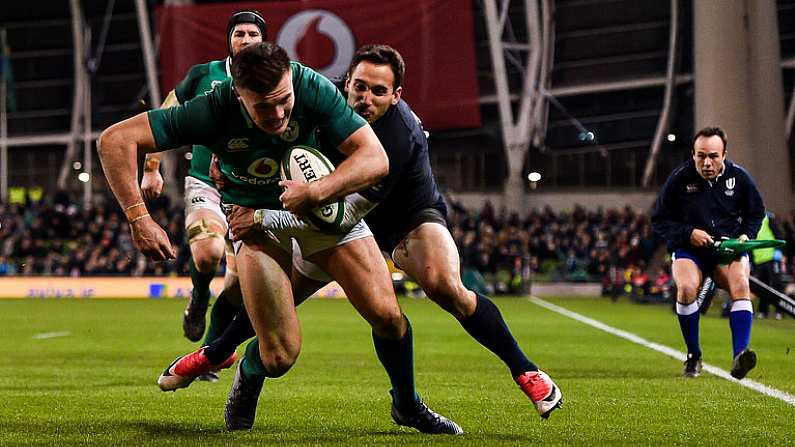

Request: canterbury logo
left=280, top=121, right=300, bottom=142
left=228, top=138, right=249, bottom=151
left=726, top=178, right=735, bottom=190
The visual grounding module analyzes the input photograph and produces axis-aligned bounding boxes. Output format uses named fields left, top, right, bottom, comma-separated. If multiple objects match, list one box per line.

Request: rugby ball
left=280, top=145, right=345, bottom=232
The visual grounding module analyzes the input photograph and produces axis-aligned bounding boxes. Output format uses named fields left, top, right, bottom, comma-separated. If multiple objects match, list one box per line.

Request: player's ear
left=343, top=74, right=351, bottom=93
left=232, top=85, right=241, bottom=102
left=391, top=86, right=402, bottom=105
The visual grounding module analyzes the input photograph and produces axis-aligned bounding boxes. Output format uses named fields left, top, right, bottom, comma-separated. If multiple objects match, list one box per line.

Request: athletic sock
left=202, top=291, right=240, bottom=347
left=676, top=301, right=701, bottom=358
left=371, top=316, right=419, bottom=412
left=189, top=257, right=214, bottom=304
left=240, top=338, right=278, bottom=379
left=459, top=293, right=537, bottom=377
left=205, top=306, right=255, bottom=365
left=729, top=299, right=753, bottom=357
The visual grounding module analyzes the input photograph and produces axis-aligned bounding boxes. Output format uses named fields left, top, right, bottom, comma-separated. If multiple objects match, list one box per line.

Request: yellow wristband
left=124, top=202, right=146, bottom=213
left=144, top=158, right=161, bottom=172
left=128, top=213, right=150, bottom=224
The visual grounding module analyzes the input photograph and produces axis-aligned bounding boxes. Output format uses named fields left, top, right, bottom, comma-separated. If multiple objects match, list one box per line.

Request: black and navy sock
left=372, top=316, right=419, bottom=412
left=202, top=291, right=240, bottom=347
left=189, top=257, right=214, bottom=303
left=459, top=293, right=537, bottom=377
left=204, top=306, right=255, bottom=365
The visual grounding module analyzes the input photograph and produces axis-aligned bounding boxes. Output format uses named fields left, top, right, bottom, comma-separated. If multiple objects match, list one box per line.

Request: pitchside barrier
left=0, top=277, right=346, bottom=299
left=0, top=277, right=605, bottom=299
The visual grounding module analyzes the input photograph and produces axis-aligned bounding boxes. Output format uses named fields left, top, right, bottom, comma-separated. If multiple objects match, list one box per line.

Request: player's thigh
left=222, top=268, right=242, bottom=305
left=290, top=240, right=331, bottom=306
left=393, top=222, right=468, bottom=298
left=235, top=239, right=300, bottom=359
left=224, top=237, right=237, bottom=276
left=310, top=236, right=403, bottom=329
left=672, top=258, right=702, bottom=302
left=713, top=256, right=751, bottom=299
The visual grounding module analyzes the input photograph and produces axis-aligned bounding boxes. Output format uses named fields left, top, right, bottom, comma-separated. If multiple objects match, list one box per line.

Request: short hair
left=693, top=126, right=728, bottom=153
left=347, top=44, right=405, bottom=90
left=232, top=42, right=291, bottom=93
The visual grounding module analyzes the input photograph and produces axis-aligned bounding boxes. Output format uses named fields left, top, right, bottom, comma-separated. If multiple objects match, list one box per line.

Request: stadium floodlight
left=527, top=172, right=542, bottom=182
left=72, top=161, right=82, bottom=170
left=667, top=133, right=676, bottom=142
left=78, top=172, right=90, bottom=183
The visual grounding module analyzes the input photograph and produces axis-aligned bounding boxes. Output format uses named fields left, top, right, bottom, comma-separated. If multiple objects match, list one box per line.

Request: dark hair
left=692, top=126, right=728, bottom=153
left=232, top=42, right=291, bottom=93
left=347, top=44, right=405, bottom=90
left=227, top=10, right=268, bottom=56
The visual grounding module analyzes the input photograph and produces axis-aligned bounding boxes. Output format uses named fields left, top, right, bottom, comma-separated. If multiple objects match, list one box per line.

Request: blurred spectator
left=448, top=200, right=661, bottom=294
left=0, top=193, right=201, bottom=277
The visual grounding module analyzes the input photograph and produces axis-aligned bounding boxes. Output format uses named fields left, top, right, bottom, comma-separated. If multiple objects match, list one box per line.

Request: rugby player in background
left=140, top=11, right=266, bottom=352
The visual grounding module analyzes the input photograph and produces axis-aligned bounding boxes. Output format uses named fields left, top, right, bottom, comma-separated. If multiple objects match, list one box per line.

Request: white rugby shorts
left=184, top=176, right=226, bottom=224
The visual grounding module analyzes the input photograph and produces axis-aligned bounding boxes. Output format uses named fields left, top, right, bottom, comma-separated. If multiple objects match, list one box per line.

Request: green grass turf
left=0, top=296, right=793, bottom=446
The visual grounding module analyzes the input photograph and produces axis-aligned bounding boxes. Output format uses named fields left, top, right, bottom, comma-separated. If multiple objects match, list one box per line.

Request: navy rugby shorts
left=672, top=248, right=748, bottom=277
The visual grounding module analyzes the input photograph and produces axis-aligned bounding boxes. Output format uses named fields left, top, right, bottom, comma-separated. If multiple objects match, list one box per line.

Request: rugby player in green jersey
left=97, top=42, right=461, bottom=435
left=141, top=11, right=267, bottom=349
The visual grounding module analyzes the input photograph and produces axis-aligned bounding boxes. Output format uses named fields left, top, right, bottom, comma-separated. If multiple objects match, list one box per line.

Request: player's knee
left=676, top=283, right=699, bottom=302
left=192, top=248, right=223, bottom=273
left=423, top=274, right=470, bottom=318
left=258, top=345, right=298, bottom=378
left=729, top=282, right=750, bottom=298
left=371, top=310, right=406, bottom=340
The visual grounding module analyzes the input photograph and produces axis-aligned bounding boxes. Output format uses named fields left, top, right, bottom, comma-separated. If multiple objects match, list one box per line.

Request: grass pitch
left=1, top=296, right=794, bottom=446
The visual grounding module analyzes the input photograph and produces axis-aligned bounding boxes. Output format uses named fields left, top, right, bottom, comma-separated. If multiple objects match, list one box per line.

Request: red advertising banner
left=157, top=0, right=481, bottom=130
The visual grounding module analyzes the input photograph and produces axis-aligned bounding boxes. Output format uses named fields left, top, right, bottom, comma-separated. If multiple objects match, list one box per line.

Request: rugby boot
left=516, top=370, right=563, bottom=419
left=225, top=359, right=265, bottom=430
left=158, top=347, right=237, bottom=391
left=730, top=349, right=757, bottom=380
left=390, top=390, right=463, bottom=435
left=198, top=371, right=221, bottom=382
left=683, top=353, right=702, bottom=378
left=183, top=291, right=209, bottom=342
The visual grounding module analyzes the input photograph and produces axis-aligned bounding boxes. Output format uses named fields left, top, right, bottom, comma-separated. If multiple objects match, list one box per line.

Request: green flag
left=714, top=238, right=787, bottom=264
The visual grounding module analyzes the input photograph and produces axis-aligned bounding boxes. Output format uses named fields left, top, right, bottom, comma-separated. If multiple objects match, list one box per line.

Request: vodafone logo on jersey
left=277, top=10, right=355, bottom=81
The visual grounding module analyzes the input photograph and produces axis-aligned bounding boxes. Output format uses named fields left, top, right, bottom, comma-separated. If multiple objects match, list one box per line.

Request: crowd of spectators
left=447, top=200, right=662, bottom=294
left=0, top=190, right=192, bottom=277
left=3, top=192, right=795, bottom=298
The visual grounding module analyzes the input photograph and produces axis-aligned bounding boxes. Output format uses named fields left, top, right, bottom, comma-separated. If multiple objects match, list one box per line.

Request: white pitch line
left=529, top=296, right=795, bottom=408
left=31, top=331, right=71, bottom=340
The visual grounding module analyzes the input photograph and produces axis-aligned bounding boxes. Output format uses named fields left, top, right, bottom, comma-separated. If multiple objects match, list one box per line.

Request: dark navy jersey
left=651, top=159, right=765, bottom=252
left=360, top=99, right=447, bottom=242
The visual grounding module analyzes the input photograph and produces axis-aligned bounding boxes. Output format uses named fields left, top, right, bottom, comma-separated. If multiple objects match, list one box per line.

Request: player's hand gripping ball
left=280, top=145, right=346, bottom=231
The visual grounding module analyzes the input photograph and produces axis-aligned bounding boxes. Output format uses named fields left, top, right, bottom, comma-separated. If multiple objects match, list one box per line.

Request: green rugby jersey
left=147, top=62, right=367, bottom=209
left=173, top=59, right=230, bottom=186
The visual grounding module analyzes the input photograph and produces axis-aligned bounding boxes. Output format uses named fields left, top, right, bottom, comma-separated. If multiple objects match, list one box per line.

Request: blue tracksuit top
left=651, top=159, right=765, bottom=252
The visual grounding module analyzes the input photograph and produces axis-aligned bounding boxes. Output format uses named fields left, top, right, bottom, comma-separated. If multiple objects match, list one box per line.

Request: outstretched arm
left=97, top=113, right=176, bottom=261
